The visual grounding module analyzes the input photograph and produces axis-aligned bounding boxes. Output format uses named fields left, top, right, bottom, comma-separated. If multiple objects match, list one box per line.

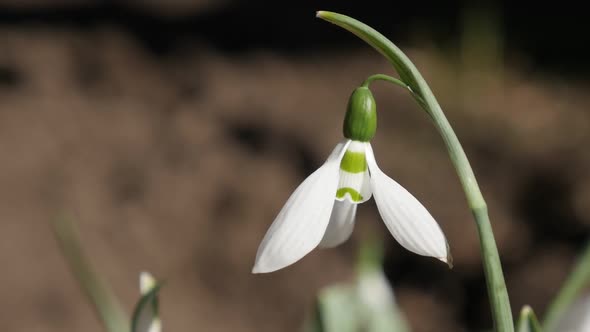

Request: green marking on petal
left=336, top=187, right=364, bottom=202
left=340, top=151, right=367, bottom=173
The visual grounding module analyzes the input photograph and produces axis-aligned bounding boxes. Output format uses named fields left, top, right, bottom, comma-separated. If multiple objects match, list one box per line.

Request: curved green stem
left=317, top=11, right=513, bottom=332
left=362, top=74, right=431, bottom=118
left=543, top=240, right=590, bottom=331
left=362, top=74, right=409, bottom=90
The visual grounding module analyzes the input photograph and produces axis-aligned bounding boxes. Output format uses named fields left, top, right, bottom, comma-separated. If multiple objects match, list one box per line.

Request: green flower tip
left=315, top=11, right=337, bottom=21
left=343, top=87, right=377, bottom=142
left=140, top=272, right=157, bottom=295
left=517, top=305, right=541, bottom=332
left=520, top=305, right=533, bottom=316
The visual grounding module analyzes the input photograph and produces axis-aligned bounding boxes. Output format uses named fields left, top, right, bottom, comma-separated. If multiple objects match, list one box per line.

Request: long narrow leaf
left=53, top=217, right=128, bottom=332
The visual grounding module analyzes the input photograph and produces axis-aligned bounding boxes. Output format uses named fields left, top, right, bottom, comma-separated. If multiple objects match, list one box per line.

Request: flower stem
left=361, top=74, right=408, bottom=90
left=543, top=240, right=590, bottom=332
left=317, top=11, right=514, bottom=331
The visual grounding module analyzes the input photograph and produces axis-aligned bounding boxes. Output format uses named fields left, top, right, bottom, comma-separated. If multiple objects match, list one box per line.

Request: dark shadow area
left=226, top=119, right=319, bottom=177
left=516, top=167, right=589, bottom=244
left=1, top=1, right=589, bottom=76
left=0, top=65, right=22, bottom=88
left=385, top=244, right=491, bottom=329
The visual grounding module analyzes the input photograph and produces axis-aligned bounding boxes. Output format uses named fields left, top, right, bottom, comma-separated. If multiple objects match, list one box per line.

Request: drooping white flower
left=252, top=87, right=451, bottom=273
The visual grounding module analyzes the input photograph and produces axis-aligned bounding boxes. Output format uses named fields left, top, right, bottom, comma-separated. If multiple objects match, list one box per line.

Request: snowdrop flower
left=253, top=87, right=451, bottom=273
left=132, top=272, right=162, bottom=332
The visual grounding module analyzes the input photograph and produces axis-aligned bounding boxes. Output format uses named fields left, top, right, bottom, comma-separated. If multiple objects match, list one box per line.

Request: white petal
left=253, top=140, right=351, bottom=273
left=336, top=141, right=372, bottom=203
left=139, top=272, right=157, bottom=295
left=319, top=200, right=357, bottom=248
left=365, top=144, right=451, bottom=264
left=553, top=295, right=590, bottom=332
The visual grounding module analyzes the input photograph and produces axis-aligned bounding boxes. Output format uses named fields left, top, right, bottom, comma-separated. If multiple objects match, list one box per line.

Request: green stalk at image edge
left=316, top=11, right=514, bottom=332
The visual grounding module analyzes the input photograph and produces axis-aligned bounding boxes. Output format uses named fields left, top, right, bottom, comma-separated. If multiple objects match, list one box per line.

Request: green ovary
left=342, top=87, right=377, bottom=142
left=336, top=187, right=364, bottom=202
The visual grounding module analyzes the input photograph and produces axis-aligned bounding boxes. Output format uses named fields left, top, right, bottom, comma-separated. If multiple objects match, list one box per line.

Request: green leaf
left=516, top=306, right=542, bottom=332
left=53, top=217, right=128, bottom=332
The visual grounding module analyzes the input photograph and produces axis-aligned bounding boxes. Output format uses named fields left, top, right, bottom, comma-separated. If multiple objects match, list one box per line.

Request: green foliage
left=54, top=217, right=164, bottom=332
left=516, top=306, right=542, bottom=332
left=53, top=217, right=128, bottom=332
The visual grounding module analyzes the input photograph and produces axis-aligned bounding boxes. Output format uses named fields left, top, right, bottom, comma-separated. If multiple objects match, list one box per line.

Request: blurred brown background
left=1, top=1, right=589, bottom=331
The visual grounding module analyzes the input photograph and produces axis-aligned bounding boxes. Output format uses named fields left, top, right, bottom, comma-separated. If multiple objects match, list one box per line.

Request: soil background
left=1, top=1, right=590, bottom=331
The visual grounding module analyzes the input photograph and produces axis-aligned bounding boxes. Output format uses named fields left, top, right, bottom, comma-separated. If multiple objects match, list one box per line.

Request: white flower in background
left=553, top=294, right=590, bottom=332
left=132, top=272, right=162, bottom=332
left=356, top=267, right=410, bottom=332
left=253, top=87, right=451, bottom=273
left=357, top=268, right=395, bottom=311
left=309, top=242, right=410, bottom=332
